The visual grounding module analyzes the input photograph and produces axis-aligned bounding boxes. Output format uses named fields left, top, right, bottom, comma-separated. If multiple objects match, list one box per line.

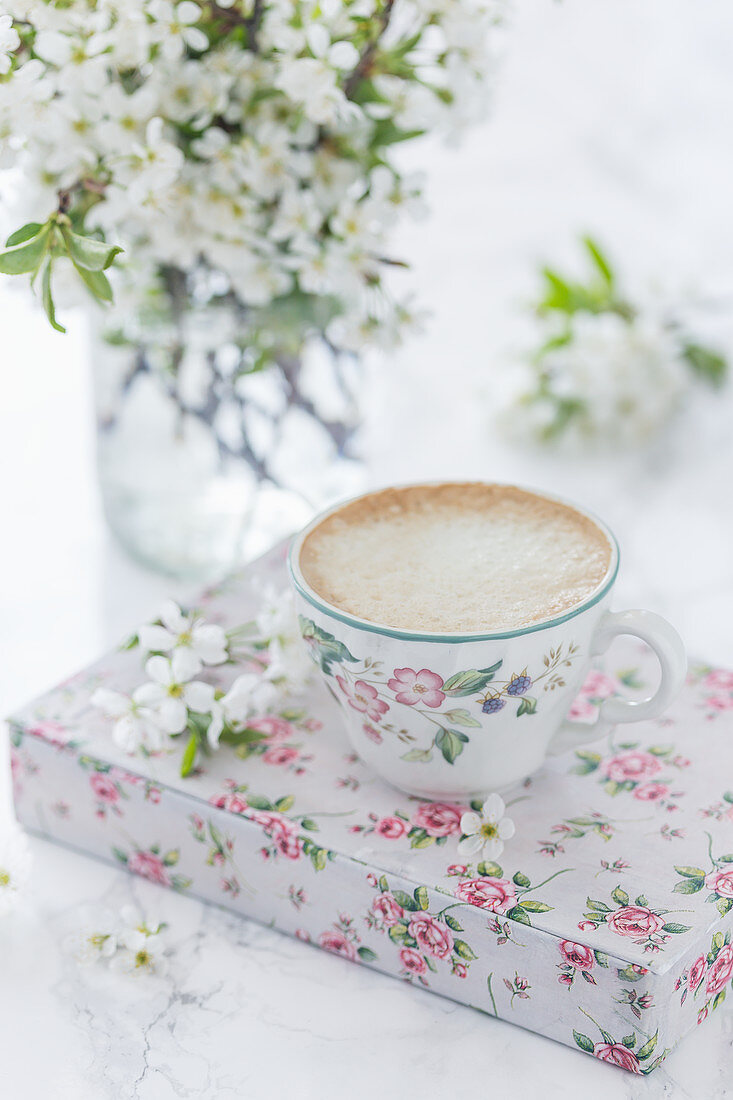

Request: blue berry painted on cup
left=507, top=673, right=532, bottom=697
left=482, top=696, right=506, bottom=714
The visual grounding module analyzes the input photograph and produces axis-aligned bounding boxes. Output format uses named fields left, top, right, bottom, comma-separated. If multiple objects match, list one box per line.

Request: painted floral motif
left=298, top=615, right=581, bottom=765
left=112, top=843, right=191, bottom=892
left=225, top=708, right=319, bottom=775
left=581, top=885, right=691, bottom=952
left=538, top=812, right=616, bottom=857
left=699, top=791, right=733, bottom=823
left=503, top=972, right=532, bottom=1007
left=572, top=1011, right=668, bottom=1075
left=688, top=665, right=733, bottom=719
left=349, top=800, right=467, bottom=848
left=448, top=860, right=569, bottom=928
left=189, top=814, right=254, bottom=899
left=557, top=940, right=609, bottom=988
left=572, top=737, right=688, bottom=810
left=208, top=781, right=336, bottom=872
left=672, top=832, right=733, bottom=918
left=615, top=988, right=655, bottom=1020
left=316, top=914, right=377, bottom=964
left=364, top=873, right=477, bottom=985
left=675, top=928, right=733, bottom=1021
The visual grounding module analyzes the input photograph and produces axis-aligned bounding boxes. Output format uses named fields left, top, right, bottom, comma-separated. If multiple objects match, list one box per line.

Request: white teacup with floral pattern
left=288, top=486, right=686, bottom=799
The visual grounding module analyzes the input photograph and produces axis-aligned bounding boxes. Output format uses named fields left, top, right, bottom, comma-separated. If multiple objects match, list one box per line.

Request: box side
left=10, top=724, right=676, bottom=1075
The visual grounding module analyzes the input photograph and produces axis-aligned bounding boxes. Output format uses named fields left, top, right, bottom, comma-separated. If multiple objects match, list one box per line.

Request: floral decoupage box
left=7, top=543, right=733, bottom=1075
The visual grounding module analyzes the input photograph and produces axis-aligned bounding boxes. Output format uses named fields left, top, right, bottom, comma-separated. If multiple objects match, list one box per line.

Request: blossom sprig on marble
left=0, top=824, right=31, bottom=915
left=508, top=235, right=729, bottom=448
left=66, top=904, right=168, bottom=976
left=92, top=590, right=314, bottom=776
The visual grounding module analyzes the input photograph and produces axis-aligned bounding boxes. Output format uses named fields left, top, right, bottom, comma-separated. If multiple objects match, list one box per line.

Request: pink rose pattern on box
left=8, top=551, right=733, bottom=1078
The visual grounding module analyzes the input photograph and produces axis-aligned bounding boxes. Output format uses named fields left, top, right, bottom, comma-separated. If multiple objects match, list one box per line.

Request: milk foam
left=298, top=484, right=612, bottom=633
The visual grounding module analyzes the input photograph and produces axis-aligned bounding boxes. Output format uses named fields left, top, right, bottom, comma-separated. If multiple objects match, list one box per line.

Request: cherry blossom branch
left=343, top=0, right=396, bottom=99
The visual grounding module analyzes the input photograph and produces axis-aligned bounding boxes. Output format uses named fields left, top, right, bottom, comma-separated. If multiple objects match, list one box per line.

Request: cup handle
left=548, top=609, right=687, bottom=756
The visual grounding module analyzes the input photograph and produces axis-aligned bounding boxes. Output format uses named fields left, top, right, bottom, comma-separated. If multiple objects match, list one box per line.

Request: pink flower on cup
left=336, top=676, right=389, bottom=722
left=387, top=668, right=446, bottom=709
left=128, top=849, right=170, bottom=887
left=371, top=892, right=404, bottom=927
left=559, top=941, right=595, bottom=971
left=362, top=723, right=383, bottom=745
left=407, top=914, right=454, bottom=959
left=454, top=877, right=517, bottom=914
left=633, top=782, right=669, bottom=803
left=706, top=868, right=733, bottom=899
left=688, top=955, right=707, bottom=992
left=606, top=905, right=665, bottom=940
left=90, top=773, right=119, bottom=803
left=319, top=929, right=357, bottom=960
left=412, top=802, right=465, bottom=837
left=704, top=670, right=733, bottom=691
left=604, top=750, right=662, bottom=784
left=593, top=1043, right=642, bottom=1074
left=374, top=816, right=408, bottom=840
left=399, top=947, right=427, bottom=974
left=705, top=944, right=733, bottom=995
left=247, top=715, right=295, bottom=742
left=262, top=745, right=299, bottom=767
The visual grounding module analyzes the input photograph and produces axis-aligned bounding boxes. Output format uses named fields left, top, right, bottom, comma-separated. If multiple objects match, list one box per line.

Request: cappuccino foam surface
left=299, top=484, right=613, bottom=633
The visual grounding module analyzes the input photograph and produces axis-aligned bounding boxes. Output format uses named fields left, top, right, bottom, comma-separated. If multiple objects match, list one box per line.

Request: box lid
left=9, top=543, right=733, bottom=975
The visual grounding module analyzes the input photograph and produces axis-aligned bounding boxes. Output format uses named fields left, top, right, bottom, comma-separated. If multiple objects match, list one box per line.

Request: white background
left=2, top=1, right=733, bottom=1096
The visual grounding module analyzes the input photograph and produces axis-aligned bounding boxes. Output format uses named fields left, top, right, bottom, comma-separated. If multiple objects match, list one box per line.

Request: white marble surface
left=3, top=1, right=733, bottom=1096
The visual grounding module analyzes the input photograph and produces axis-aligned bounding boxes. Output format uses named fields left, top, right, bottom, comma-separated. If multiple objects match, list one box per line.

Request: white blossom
left=206, top=673, right=279, bottom=747
left=0, top=14, right=20, bottom=74
left=91, top=686, right=167, bottom=753
left=0, top=825, right=31, bottom=914
left=458, top=794, right=515, bottom=861
left=134, top=655, right=216, bottom=734
left=138, top=599, right=228, bottom=679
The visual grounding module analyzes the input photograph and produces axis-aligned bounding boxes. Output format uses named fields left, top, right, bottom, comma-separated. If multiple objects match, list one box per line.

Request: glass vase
left=91, top=287, right=364, bottom=581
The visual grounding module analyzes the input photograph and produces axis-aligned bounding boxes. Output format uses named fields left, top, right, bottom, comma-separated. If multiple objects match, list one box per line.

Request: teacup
left=288, top=484, right=686, bottom=799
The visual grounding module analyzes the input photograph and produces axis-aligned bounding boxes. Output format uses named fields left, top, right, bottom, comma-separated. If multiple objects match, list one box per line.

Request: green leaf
left=0, top=226, right=49, bottom=275
left=311, top=847, right=327, bottom=871
left=594, top=951, right=609, bottom=968
left=392, top=890, right=418, bottom=912
left=453, top=938, right=477, bottom=961
left=274, top=795, right=295, bottom=813
left=513, top=871, right=531, bottom=888
left=6, top=223, right=43, bottom=247
left=636, top=1031, right=658, bottom=1061
left=682, top=342, right=728, bottom=388
left=621, top=1033, right=636, bottom=1049
left=717, top=897, right=733, bottom=918
left=163, top=848, right=179, bottom=866
left=443, top=708, right=482, bottom=728
left=516, top=695, right=537, bottom=717
left=718, top=853, right=733, bottom=863
left=585, top=899, right=612, bottom=912
left=62, top=229, right=123, bottom=272
left=674, top=878, right=705, bottom=894
left=73, top=263, right=114, bottom=303
left=661, top=922, right=690, bottom=934
left=401, top=748, right=433, bottom=763
left=378, top=876, right=389, bottom=893
left=112, top=846, right=128, bottom=865
left=612, top=886, right=629, bottom=906
left=582, top=235, right=614, bottom=286
left=442, top=662, right=502, bottom=697
left=388, top=922, right=408, bottom=943
left=505, top=905, right=531, bottom=926
left=357, top=946, right=377, bottom=962
left=573, top=1030, right=594, bottom=1054
left=518, top=899, right=552, bottom=913
left=477, top=861, right=503, bottom=878
left=180, top=732, right=198, bottom=777
left=435, top=727, right=467, bottom=765
left=297, top=616, right=357, bottom=674
left=40, top=259, right=65, bottom=333
left=246, top=794, right=273, bottom=811
left=299, top=816, right=318, bottom=831
left=443, top=913, right=463, bottom=931
left=414, top=886, right=429, bottom=911
left=675, top=865, right=707, bottom=878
